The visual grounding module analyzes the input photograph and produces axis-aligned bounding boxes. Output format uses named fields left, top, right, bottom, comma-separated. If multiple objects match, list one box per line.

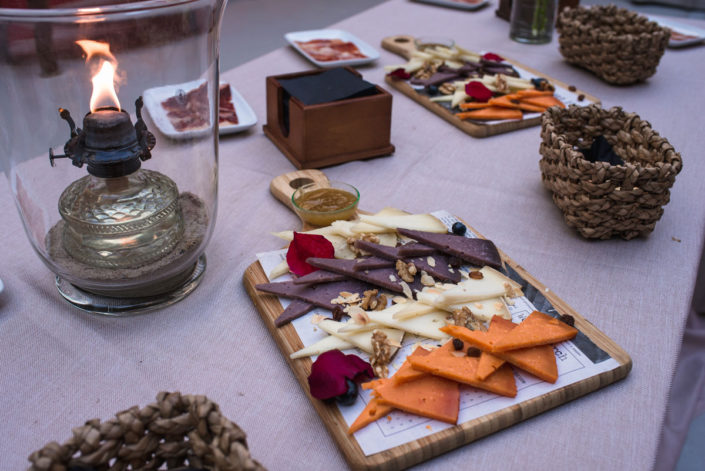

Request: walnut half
left=371, top=330, right=393, bottom=378
left=361, top=289, right=388, bottom=311
left=395, top=260, right=417, bottom=283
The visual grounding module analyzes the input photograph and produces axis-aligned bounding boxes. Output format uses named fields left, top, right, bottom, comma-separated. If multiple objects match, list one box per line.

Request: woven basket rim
left=558, top=5, right=670, bottom=41
left=544, top=105, right=680, bottom=175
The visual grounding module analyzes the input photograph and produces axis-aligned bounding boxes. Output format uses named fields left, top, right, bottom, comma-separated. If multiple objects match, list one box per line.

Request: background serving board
left=380, top=35, right=600, bottom=138
left=243, top=177, right=631, bottom=470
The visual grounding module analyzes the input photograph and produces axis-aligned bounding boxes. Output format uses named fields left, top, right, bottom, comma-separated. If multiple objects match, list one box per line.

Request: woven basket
left=28, top=392, right=266, bottom=471
left=539, top=105, right=682, bottom=240
left=556, top=5, right=670, bottom=85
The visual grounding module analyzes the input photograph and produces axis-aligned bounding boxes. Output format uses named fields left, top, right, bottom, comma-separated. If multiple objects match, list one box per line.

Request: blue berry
left=451, top=222, right=466, bottom=235
left=335, top=378, right=358, bottom=406
left=427, top=85, right=439, bottom=96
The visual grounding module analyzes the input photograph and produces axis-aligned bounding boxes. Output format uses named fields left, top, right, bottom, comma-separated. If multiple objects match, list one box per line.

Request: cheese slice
left=358, top=214, right=447, bottom=233
left=392, top=301, right=438, bottom=320
left=317, top=319, right=404, bottom=354
left=366, top=306, right=450, bottom=341
left=268, top=259, right=290, bottom=280
left=337, top=320, right=383, bottom=334
left=433, top=266, right=522, bottom=306
left=290, top=335, right=354, bottom=359
left=446, top=297, right=511, bottom=321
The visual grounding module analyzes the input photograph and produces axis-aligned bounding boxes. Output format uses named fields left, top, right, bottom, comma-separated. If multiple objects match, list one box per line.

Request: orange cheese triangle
left=348, top=397, right=394, bottom=434
left=520, top=95, right=565, bottom=109
left=439, top=324, right=494, bottom=351
left=491, top=311, right=577, bottom=352
left=488, top=316, right=559, bottom=383
left=373, top=374, right=460, bottom=424
left=477, top=351, right=506, bottom=381
left=407, top=341, right=517, bottom=398
left=392, top=346, right=431, bottom=384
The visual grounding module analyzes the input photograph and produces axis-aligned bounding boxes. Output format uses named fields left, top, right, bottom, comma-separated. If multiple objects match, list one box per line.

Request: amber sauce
left=295, top=188, right=358, bottom=226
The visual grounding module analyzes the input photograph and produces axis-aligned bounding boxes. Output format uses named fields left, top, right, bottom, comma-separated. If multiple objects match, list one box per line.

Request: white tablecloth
left=2, top=1, right=704, bottom=469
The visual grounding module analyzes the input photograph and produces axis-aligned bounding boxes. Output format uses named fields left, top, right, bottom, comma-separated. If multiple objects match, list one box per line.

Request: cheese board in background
left=243, top=170, right=630, bottom=470
left=380, top=34, right=600, bottom=138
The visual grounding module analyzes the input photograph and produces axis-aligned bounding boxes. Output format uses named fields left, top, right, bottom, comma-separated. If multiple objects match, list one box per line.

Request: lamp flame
left=76, top=40, right=120, bottom=112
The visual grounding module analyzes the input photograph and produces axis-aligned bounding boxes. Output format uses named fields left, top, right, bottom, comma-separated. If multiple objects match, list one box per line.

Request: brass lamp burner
left=50, top=97, right=184, bottom=269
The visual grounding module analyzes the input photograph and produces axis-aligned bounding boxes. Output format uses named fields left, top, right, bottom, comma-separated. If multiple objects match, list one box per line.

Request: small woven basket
left=28, top=392, right=266, bottom=471
left=539, top=105, right=682, bottom=240
left=556, top=5, right=670, bottom=85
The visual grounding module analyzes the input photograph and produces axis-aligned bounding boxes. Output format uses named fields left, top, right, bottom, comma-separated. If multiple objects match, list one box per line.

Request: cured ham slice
left=161, top=83, right=238, bottom=132
left=295, top=39, right=367, bottom=62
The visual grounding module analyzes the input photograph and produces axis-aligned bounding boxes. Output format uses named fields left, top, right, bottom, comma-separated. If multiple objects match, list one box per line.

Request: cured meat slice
left=306, top=258, right=425, bottom=297
left=295, top=38, right=367, bottom=62
left=218, top=84, right=239, bottom=125
left=396, top=229, right=502, bottom=270
left=161, top=82, right=209, bottom=132
left=274, top=299, right=315, bottom=327
left=256, top=279, right=372, bottom=311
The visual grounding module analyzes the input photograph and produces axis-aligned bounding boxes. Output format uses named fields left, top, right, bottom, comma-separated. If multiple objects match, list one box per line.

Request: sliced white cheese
left=289, top=335, right=355, bottom=359
left=337, top=320, right=383, bottom=334
left=433, top=266, right=523, bottom=306
left=366, top=304, right=450, bottom=340
left=358, top=214, right=447, bottom=233
left=445, top=297, right=511, bottom=321
left=317, top=319, right=404, bottom=355
left=268, top=259, right=290, bottom=280
left=391, top=301, right=437, bottom=320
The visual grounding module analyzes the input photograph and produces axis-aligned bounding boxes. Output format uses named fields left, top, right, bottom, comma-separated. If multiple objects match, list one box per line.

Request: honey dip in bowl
left=292, top=181, right=359, bottom=226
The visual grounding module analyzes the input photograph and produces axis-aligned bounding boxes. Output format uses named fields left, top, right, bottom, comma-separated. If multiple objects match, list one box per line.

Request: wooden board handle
left=270, top=169, right=330, bottom=214
left=381, top=35, right=418, bottom=61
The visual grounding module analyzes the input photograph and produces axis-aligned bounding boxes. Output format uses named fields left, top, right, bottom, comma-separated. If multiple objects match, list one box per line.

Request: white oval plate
left=143, top=80, right=257, bottom=139
left=284, top=29, right=379, bottom=68
left=411, top=0, right=489, bottom=11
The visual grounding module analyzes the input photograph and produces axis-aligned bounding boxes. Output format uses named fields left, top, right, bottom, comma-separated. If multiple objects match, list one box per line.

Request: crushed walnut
left=371, top=330, right=393, bottom=378
left=439, top=82, right=455, bottom=95
left=396, top=260, right=417, bottom=283
left=391, top=296, right=408, bottom=304
left=361, top=289, right=388, bottom=311
left=453, top=306, right=487, bottom=332
left=495, top=74, right=509, bottom=94
left=331, top=291, right=361, bottom=306
left=426, top=256, right=436, bottom=267
left=346, top=233, right=380, bottom=256
left=420, top=271, right=435, bottom=287
left=413, top=59, right=442, bottom=80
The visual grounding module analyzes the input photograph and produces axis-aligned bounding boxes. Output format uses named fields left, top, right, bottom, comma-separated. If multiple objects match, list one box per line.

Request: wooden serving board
left=380, top=34, right=601, bottom=138
left=243, top=171, right=631, bottom=470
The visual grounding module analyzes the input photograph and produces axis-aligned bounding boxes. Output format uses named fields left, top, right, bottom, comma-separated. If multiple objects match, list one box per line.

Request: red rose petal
left=465, top=81, right=493, bottom=102
left=308, top=350, right=374, bottom=400
left=482, top=52, right=504, bottom=62
left=286, top=232, right=335, bottom=276
left=388, top=67, right=411, bottom=80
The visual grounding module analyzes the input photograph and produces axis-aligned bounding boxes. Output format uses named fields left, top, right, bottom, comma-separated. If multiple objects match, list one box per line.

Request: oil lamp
left=0, top=0, right=226, bottom=315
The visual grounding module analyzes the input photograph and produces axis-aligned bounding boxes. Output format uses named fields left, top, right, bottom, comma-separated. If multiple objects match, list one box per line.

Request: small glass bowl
left=292, top=181, right=360, bottom=227
left=414, top=36, right=455, bottom=52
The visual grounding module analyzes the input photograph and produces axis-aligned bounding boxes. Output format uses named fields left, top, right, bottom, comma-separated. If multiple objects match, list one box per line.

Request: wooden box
left=263, top=67, right=395, bottom=169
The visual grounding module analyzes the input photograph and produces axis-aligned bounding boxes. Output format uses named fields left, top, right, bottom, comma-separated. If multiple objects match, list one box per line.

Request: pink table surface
left=1, top=1, right=704, bottom=469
